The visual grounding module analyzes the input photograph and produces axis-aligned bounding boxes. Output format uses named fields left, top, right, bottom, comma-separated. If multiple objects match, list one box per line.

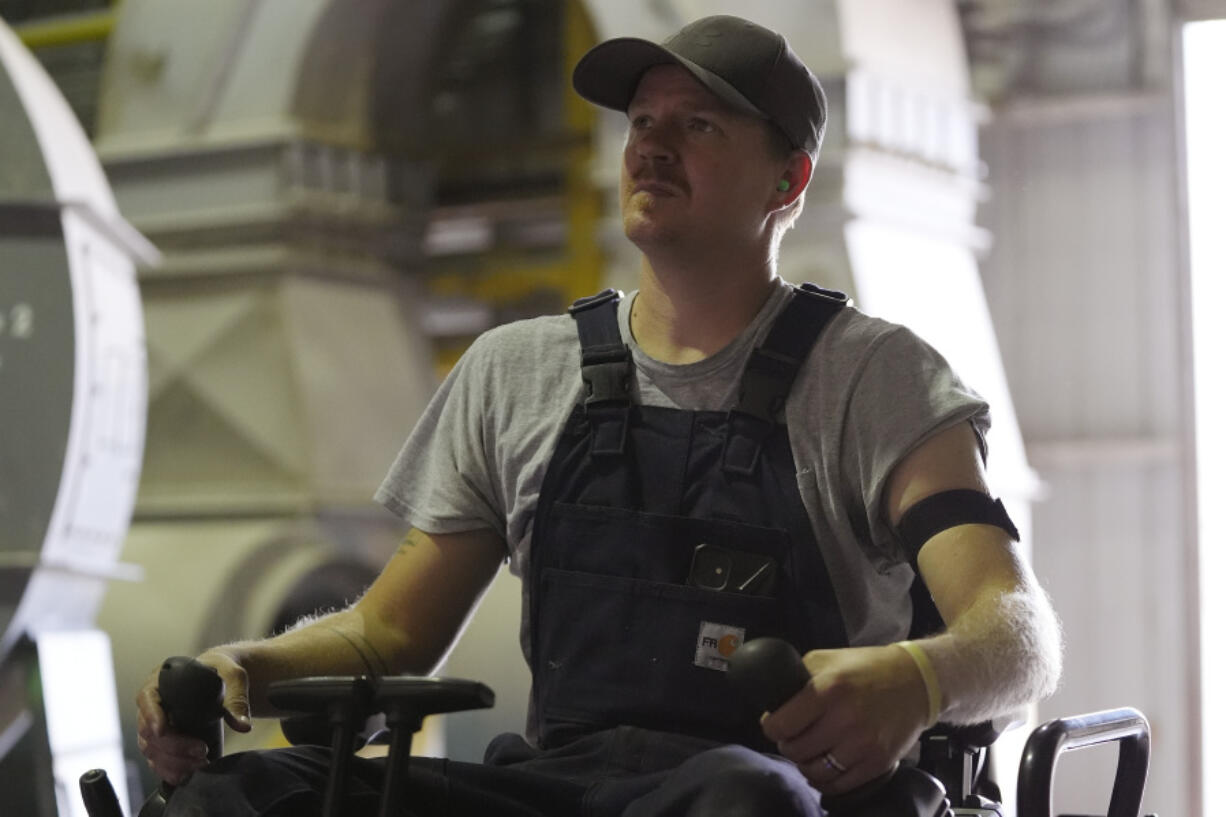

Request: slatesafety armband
left=896, top=489, right=1020, bottom=561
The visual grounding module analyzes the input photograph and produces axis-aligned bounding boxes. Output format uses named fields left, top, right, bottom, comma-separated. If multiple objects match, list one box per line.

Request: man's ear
left=772, top=151, right=813, bottom=209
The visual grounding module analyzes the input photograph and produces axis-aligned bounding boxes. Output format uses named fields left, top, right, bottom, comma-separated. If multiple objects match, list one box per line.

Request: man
left=137, top=15, right=1061, bottom=816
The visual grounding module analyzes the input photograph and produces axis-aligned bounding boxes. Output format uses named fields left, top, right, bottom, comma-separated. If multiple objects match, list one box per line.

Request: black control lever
left=727, top=638, right=950, bottom=817
left=726, top=637, right=813, bottom=712
left=80, top=657, right=225, bottom=817
left=136, top=656, right=226, bottom=817
left=157, top=656, right=226, bottom=758
left=79, top=768, right=125, bottom=817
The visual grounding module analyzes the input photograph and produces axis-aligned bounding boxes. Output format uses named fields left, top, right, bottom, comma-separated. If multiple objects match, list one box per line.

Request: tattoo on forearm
left=396, top=529, right=426, bottom=556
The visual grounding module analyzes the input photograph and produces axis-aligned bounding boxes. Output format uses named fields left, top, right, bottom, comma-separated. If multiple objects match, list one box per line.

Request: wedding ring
left=822, top=751, right=847, bottom=774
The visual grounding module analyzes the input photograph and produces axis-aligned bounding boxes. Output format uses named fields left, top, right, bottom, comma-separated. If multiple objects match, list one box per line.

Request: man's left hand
left=759, top=644, right=930, bottom=793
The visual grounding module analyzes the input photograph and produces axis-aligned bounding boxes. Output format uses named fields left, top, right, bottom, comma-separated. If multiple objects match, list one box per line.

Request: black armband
left=896, top=489, right=1020, bottom=561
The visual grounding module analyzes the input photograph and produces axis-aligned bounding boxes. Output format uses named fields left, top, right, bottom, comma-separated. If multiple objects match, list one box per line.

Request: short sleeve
left=374, top=333, right=505, bottom=538
left=840, top=326, right=990, bottom=563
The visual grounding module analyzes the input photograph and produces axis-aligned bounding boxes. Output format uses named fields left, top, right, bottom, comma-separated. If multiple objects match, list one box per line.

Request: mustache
left=628, top=169, right=688, bottom=194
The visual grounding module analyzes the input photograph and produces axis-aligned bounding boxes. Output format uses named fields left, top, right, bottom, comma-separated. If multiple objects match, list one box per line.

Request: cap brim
left=572, top=37, right=765, bottom=120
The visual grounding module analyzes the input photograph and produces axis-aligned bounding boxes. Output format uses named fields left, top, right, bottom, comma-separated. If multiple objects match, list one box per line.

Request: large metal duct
left=88, top=0, right=459, bottom=791
left=1, top=15, right=155, bottom=815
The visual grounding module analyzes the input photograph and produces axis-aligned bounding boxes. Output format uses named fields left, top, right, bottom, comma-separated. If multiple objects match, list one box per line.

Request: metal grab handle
left=1017, top=707, right=1150, bottom=817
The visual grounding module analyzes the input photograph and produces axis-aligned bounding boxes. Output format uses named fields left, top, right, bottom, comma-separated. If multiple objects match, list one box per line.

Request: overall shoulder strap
left=724, top=283, right=848, bottom=475
left=568, top=289, right=632, bottom=455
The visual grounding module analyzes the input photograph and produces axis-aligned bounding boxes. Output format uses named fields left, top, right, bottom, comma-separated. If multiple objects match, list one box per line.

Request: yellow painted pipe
left=561, top=0, right=602, bottom=306
left=13, top=10, right=116, bottom=50
left=426, top=0, right=603, bottom=377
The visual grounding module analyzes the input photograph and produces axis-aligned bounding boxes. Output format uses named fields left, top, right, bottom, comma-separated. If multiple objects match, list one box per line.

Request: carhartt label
left=694, top=622, right=745, bottom=671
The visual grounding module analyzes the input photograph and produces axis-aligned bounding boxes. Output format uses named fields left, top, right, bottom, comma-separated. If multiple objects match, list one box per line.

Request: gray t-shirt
left=375, top=278, right=989, bottom=646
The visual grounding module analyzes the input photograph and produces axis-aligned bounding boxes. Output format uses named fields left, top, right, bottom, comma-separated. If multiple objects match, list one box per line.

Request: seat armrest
left=373, top=676, right=494, bottom=716
left=267, top=675, right=494, bottom=718
left=267, top=676, right=376, bottom=716
left=266, top=675, right=495, bottom=746
left=268, top=676, right=378, bottom=749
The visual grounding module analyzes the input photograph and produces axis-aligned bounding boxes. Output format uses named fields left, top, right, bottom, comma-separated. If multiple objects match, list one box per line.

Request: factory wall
left=979, top=93, right=1194, bottom=816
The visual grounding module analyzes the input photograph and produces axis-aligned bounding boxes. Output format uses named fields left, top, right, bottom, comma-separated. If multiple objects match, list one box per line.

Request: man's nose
left=632, top=123, right=679, bottom=163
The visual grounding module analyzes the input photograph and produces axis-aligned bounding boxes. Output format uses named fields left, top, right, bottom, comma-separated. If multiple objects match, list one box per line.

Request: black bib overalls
left=528, top=284, right=851, bottom=753
left=166, top=284, right=855, bottom=817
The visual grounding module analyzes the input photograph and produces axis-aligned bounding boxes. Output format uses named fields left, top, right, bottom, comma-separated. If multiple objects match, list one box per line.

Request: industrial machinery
left=0, top=16, right=155, bottom=815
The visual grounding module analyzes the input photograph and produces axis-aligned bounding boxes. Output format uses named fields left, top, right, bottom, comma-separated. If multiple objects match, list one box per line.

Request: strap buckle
left=735, top=349, right=796, bottom=422
left=581, top=360, right=631, bottom=406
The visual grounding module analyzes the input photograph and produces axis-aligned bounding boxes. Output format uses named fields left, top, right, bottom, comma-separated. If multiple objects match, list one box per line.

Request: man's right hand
left=135, top=650, right=252, bottom=785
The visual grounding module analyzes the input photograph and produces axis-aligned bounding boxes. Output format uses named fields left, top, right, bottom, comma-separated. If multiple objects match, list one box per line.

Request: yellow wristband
left=897, top=640, right=942, bottom=727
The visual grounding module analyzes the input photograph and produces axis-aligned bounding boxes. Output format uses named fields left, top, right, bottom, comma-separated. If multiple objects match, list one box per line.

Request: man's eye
left=689, top=118, right=714, bottom=132
left=631, top=115, right=652, bottom=129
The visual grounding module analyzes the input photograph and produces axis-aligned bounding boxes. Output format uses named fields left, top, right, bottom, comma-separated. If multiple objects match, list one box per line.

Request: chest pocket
left=533, top=501, right=793, bottom=748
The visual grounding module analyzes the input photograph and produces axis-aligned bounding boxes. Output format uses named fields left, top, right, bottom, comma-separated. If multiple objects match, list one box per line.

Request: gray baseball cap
left=572, top=15, right=827, bottom=158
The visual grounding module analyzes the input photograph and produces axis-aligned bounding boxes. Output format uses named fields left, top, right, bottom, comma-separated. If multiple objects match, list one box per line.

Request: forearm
left=911, top=583, right=1063, bottom=725
left=204, top=604, right=414, bottom=718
